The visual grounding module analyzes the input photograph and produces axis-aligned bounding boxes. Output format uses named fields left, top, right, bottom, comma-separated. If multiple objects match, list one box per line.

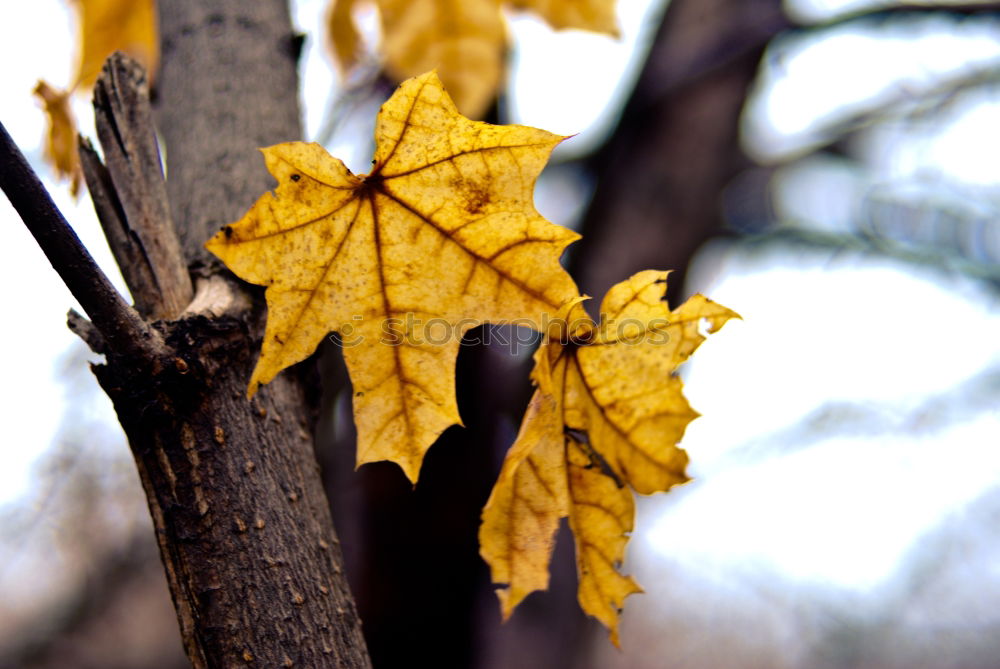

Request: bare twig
left=67, top=308, right=107, bottom=354
left=0, top=120, right=162, bottom=360
left=78, top=135, right=128, bottom=251
left=90, top=52, right=192, bottom=319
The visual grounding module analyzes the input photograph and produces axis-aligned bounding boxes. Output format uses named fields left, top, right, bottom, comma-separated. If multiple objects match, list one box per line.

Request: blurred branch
left=793, top=2, right=1000, bottom=28
left=712, top=355, right=1000, bottom=471
left=764, top=44, right=1000, bottom=162
left=739, top=226, right=1000, bottom=287
left=587, top=4, right=1000, bottom=151
left=846, top=65, right=1000, bottom=131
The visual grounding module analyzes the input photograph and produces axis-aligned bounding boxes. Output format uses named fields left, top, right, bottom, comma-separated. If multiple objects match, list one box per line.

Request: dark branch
left=0, top=120, right=162, bottom=360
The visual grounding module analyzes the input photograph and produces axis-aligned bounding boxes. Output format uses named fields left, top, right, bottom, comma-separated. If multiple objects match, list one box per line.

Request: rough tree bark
left=0, top=1, right=371, bottom=667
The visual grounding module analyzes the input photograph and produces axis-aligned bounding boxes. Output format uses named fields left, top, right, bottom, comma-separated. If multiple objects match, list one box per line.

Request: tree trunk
left=1, top=1, right=372, bottom=667
left=132, top=2, right=369, bottom=665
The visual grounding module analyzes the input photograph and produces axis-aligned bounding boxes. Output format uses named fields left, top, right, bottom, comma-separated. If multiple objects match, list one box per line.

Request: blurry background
left=2, top=0, right=1000, bottom=667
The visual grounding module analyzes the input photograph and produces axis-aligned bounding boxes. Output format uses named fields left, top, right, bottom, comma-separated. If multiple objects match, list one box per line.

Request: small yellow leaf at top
left=329, top=0, right=505, bottom=118
left=206, top=71, right=580, bottom=483
left=326, top=0, right=364, bottom=72
left=32, top=0, right=157, bottom=195
left=72, top=0, right=158, bottom=90
left=479, top=270, right=739, bottom=644
left=509, top=0, right=620, bottom=37
left=326, top=0, right=619, bottom=118
left=33, top=81, right=81, bottom=197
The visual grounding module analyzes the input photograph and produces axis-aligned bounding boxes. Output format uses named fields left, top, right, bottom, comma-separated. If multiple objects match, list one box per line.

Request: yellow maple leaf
left=33, top=0, right=157, bottom=194
left=206, top=71, right=580, bottom=483
left=326, top=0, right=618, bottom=118
left=73, top=0, right=159, bottom=91
left=33, top=81, right=82, bottom=197
left=327, top=0, right=364, bottom=76
left=480, top=270, right=739, bottom=644
left=509, top=0, right=620, bottom=36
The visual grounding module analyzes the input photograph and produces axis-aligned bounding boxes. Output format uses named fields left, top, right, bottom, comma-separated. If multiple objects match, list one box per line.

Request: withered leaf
left=481, top=270, right=739, bottom=644
left=207, top=71, right=580, bottom=482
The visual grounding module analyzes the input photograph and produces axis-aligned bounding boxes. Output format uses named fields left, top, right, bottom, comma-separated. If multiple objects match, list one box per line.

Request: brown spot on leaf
left=464, top=184, right=491, bottom=214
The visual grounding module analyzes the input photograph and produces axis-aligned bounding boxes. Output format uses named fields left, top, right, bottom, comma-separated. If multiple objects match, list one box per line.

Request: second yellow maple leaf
left=480, top=270, right=739, bottom=645
left=34, top=0, right=158, bottom=194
